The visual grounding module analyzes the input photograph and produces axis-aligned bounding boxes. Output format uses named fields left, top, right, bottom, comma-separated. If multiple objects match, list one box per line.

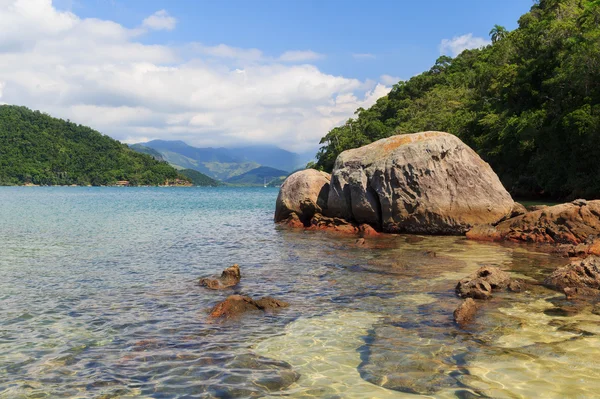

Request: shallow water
left=0, top=187, right=597, bottom=398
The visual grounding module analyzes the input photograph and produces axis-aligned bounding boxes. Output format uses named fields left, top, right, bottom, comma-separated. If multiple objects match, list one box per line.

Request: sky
left=0, top=0, right=533, bottom=153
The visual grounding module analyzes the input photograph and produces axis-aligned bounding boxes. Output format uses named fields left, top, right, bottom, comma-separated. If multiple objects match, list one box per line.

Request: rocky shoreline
left=274, top=131, right=600, bottom=326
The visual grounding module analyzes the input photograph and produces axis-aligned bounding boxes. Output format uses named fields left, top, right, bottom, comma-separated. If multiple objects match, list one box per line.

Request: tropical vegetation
left=0, top=105, right=188, bottom=186
left=314, top=0, right=600, bottom=199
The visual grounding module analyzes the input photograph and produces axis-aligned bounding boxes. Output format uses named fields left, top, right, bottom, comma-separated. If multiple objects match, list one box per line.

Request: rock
left=274, top=169, right=331, bottom=225
left=507, top=280, right=524, bottom=292
left=358, top=223, right=379, bottom=237
left=510, top=202, right=528, bottom=218
left=254, top=296, right=290, bottom=310
left=199, top=264, right=241, bottom=289
left=326, top=132, right=514, bottom=234
left=468, top=200, right=600, bottom=245
left=308, top=213, right=358, bottom=234
left=456, top=266, right=511, bottom=299
left=456, top=278, right=493, bottom=300
left=527, top=204, right=549, bottom=212
left=454, top=298, right=478, bottom=326
left=544, top=256, right=600, bottom=298
left=208, top=295, right=289, bottom=321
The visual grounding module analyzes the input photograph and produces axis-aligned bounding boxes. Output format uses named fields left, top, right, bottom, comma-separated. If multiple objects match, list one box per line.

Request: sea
left=1, top=187, right=600, bottom=398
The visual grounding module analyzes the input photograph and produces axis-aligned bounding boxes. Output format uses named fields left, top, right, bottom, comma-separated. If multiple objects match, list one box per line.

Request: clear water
left=0, top=187, right=598, bottom=398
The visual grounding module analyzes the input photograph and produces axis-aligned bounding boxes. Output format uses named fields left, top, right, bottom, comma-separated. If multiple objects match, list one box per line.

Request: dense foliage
left=179, top=169, right=222, bottom=186
left=0, top=105, right=187, bottom=186
left=314, top=0, right=600, bottom=199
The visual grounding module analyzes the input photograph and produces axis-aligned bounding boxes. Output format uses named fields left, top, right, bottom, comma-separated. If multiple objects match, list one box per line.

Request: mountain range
left=132, top=140, right=312, bottom=183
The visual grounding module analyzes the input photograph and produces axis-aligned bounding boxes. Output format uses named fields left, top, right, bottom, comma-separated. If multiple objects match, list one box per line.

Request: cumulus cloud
left=0, top=0, right=391, bottom=152
left=439, top=33, right=490, bottom=57
left=142, top=10, right=176, bottom=31
left=380, top=74, right=401, bottom=86
left=278, top=50, right=324, bottom=62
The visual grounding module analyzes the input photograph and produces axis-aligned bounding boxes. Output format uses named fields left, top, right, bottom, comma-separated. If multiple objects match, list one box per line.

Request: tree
left=489, top=24, right=508, bottom=43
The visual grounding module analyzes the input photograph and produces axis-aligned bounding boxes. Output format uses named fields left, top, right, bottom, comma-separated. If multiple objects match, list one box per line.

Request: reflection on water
left=0, top=187, right=596, bottom=398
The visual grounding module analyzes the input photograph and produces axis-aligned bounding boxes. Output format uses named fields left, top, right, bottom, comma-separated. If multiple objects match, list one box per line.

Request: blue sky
left=2, top=0, right=533, bottom=152
left=58, top=0, right=531, bottom=81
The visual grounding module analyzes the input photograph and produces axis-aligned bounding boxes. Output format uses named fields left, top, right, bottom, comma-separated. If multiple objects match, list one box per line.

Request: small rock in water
left=208, top=295, right=289, bottom=321
left=199, top=264, right=241, bottom=289
left=544, top=256, right=600, bottom=299
left=456, top=266, right=511, bottom=299
left=454, top=298, right=478, bottom=327
left=456, top=278, right=492, bottom=300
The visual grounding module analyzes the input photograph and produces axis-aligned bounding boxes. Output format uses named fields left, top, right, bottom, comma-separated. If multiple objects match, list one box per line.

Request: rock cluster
left=199, top=264, right=241, bottom=289
left=467, top=200, right=600, bottom=246
left=453, top=266, right=522, bottom=327
left=275, top=132, right=515, bottom=235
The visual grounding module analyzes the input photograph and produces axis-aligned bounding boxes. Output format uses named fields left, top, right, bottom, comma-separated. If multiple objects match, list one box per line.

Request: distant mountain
left=134, top=140, right=313, bottom=181
left=225, top=166, right=289, bottom=186
left=179, top=169, right=221, bottom=186
left=128, top=144, right=164, bottom=161
left=0, top=105, right=188, bottom=186
left=226, top=145, right=313, bottom=172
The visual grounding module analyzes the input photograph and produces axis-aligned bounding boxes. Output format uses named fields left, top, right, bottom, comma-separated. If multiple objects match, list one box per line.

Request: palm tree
left=489, top=25, right=508, bottom=43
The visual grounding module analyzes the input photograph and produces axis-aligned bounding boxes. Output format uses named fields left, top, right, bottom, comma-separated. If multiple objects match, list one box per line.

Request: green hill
left=314, top=0, right=600, bottom=200
left=0, top=105, right=188, bottom=186
left=128, top=144, right=165, bottom=162
left=179, top=169, right=222, bottom=186
left=225, top=166, right=288, bottom=186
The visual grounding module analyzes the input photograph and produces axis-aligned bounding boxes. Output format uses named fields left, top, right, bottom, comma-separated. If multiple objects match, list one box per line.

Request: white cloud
left=380, top=74, right=400, bottom=86
left=0, top=0, right=391, bottom=153
left=142, top=10, right=176, bottom=31
left=279, top=50, right=324, bottom=62
left=352, top=53, right=376, bottom=60
left=439, top=33, right=490, bottom=57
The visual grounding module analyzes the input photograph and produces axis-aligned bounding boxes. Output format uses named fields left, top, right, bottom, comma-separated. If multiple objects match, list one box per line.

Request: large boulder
left=467, top=200, right=600, bottom=245
left=274, top=169, right=331, bottom=225
left=326, top=132, right=514, bottom=234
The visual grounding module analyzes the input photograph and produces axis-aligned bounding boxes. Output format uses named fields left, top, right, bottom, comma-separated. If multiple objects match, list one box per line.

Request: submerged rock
left=544, top=256, right=600, bottom=299
left=326, top=132, right=514, bottom=234
left=456, top=266, right=511, bottom=299
left=274, top=169, right=331, bottom=226
left=208, top=295, right=289, bottom=321
left=467, top=200, right=600, bottom=245
left=454, top=298, right=478, bottom=327
left=199, top=264, right=241, bottom=289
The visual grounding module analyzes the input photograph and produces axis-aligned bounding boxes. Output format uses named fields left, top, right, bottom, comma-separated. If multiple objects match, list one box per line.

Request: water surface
left=0, top=187, right=597, bottom=398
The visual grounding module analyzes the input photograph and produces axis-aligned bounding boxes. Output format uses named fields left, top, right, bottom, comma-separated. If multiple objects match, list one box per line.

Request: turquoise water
left=1, top=187, right=599, bottom=398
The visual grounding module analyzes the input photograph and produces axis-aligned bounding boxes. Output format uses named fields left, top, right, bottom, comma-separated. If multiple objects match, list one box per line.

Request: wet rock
left=456, top=278, right=493, bottom=300
left=208, top=295, right=289, bottom=321
left=468, top=200, right=600, bottom=245
left=456, top=266, right=511, bottom=299
left=544, top=256, right=600, bottom=299
left=274, top=169, right=331, bottom=225
left=254, top=296, right=290, bottom=310
left=326, top=131, right=514, bottom=234
left=454, top=298, right=478, bottom=326
left=358, top=223, right=379, bottom=237
left=308, top=213, right=358, bottom=235
left=507, top=280, right=524, bottom=292
left=199, top=264, right=241, bottom=289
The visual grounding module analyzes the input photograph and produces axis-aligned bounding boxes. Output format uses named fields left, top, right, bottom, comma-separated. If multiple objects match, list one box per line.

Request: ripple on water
left=0, top=187, right=595, bottom=398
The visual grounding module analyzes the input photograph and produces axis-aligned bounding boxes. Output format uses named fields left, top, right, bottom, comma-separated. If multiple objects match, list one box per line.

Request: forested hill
left=314, top=0, right=600, bottom=200
left=0, top=105, right=188, bottom=186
